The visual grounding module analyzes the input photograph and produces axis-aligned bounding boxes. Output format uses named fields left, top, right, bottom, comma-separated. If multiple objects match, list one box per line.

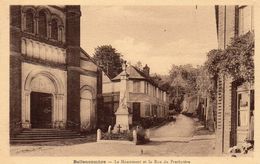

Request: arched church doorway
left=22, top=70, right=65, bottom=129
left=30, top=92, right=53, bottom=128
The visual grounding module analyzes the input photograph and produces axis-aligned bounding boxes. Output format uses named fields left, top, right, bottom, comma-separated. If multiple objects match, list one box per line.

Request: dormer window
left=25, top=10, right=34, bottom=33
left=51, top=19, right=58, bottom=40
left=38, top=10, right=47, bottom=37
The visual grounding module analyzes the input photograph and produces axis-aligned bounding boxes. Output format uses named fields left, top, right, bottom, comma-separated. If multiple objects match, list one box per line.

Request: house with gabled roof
left=101, top=64, right=170, bottom=129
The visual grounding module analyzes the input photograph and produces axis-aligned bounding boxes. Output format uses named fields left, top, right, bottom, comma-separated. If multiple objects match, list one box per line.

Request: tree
left=169, top=64, right=198, bottom=96
left=196, top=66, right=215, bottom=98
left=203, top=31, right=255, bottom=131
left=205, top=31, right=254, bottom=83
left=152, top=64, right=200, bottom=113
left=93, top=45, right=124, bottom=78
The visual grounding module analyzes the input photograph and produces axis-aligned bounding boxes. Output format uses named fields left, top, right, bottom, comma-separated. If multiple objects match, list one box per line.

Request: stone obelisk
left=114, top=61, right=130, bottom=132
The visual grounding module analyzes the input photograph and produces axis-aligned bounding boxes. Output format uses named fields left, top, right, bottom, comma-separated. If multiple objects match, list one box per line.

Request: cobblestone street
left=10, top=114, right=217, bottom=156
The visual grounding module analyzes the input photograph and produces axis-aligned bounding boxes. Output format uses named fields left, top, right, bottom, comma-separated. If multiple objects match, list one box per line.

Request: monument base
left=114, top=114, right=129, bottom=132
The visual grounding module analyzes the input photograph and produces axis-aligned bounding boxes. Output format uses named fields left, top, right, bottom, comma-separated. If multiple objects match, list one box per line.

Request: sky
left=80, top=6, right=218, bottom=75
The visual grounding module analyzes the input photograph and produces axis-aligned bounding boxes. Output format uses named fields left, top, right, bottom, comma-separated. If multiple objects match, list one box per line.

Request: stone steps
left=20, top=131, right=79, bottom=135
left=10, top=128, right=83, bottom=144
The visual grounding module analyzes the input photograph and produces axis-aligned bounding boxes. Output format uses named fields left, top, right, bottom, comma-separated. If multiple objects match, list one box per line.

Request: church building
left=10, top=5, right=102, bottom=138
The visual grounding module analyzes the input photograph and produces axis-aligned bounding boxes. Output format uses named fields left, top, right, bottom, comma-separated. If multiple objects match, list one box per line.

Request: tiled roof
left=112, top=65, right=145, bottom=80
left=112, top=65, right=167, bottom=92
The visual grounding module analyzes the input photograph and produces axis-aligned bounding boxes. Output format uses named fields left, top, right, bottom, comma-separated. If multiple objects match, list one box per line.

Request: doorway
left=30, top=92, right=53, bottom=128
left=133, top=102, right=141, bottom=125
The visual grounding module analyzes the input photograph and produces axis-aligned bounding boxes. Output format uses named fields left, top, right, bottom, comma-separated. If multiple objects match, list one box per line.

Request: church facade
left=10, top=5, right=101, bottom=136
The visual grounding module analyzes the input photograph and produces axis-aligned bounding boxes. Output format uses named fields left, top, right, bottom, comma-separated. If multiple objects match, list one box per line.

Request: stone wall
left=217, top=6, right=237, bottom=50
left=10, top=6, right=22, bottom=136
left=80, top=75, right=97, bottom=130
left=21, top=38, right=66, bottom=63
left=215, top=72, right=236, bottom=153
left=223, top=76, right=233, bottom=152
left=66, top=6, right=81, bottom=130
left=215, top=5, right=237, bottom=153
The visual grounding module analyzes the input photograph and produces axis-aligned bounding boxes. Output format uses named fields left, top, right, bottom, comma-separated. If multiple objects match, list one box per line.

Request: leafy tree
left=149, top=64, right=200, bottom=113
left=169, top=64, right=198, bottom=96
left=205, top=31, right=254, bottom=83
left=203, top=31, right=254, bottom=130
left=196, top=66, right=215, bottom=98
left=226, top=31, right=254, bottom=82
left=93, top=45, right=124, bottom=78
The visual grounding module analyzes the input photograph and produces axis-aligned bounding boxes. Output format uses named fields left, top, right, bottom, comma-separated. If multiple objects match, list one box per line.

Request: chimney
left=143, top=64, right=150, bottom=76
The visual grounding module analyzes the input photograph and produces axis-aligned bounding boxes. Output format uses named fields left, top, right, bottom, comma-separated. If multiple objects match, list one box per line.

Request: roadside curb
left=150, top=134, right=215, bottom=143
left=150, top=137, right=191, bottom=142
left=191, top=134, right=216, bottom=141
left=97, top=140, right=135, bottom=145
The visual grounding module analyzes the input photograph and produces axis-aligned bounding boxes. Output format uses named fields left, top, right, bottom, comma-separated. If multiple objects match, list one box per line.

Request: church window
left=38, top=10, right=47, bottom=37
left=51, top=19, right=58, bottom=40
left=25, top=10, right=34, bottom=33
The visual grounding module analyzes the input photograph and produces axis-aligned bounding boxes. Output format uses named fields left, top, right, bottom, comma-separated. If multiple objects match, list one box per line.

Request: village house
left=101, top=64, right=170, bottom=130
left=214, top=5, right=254, bottom=153
left=10, top=5, right=102, bottom=141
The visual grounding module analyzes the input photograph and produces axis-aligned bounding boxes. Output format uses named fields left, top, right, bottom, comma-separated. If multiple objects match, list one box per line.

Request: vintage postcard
left=0, top=0, right=259, bottom=164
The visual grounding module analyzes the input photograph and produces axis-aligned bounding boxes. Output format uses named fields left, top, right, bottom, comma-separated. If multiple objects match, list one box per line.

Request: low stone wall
left=96, top=127, right=150, bottom=145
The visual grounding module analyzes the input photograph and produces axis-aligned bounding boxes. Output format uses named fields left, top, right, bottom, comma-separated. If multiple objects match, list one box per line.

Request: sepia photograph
left=5, top=2, right=256, bottom=161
